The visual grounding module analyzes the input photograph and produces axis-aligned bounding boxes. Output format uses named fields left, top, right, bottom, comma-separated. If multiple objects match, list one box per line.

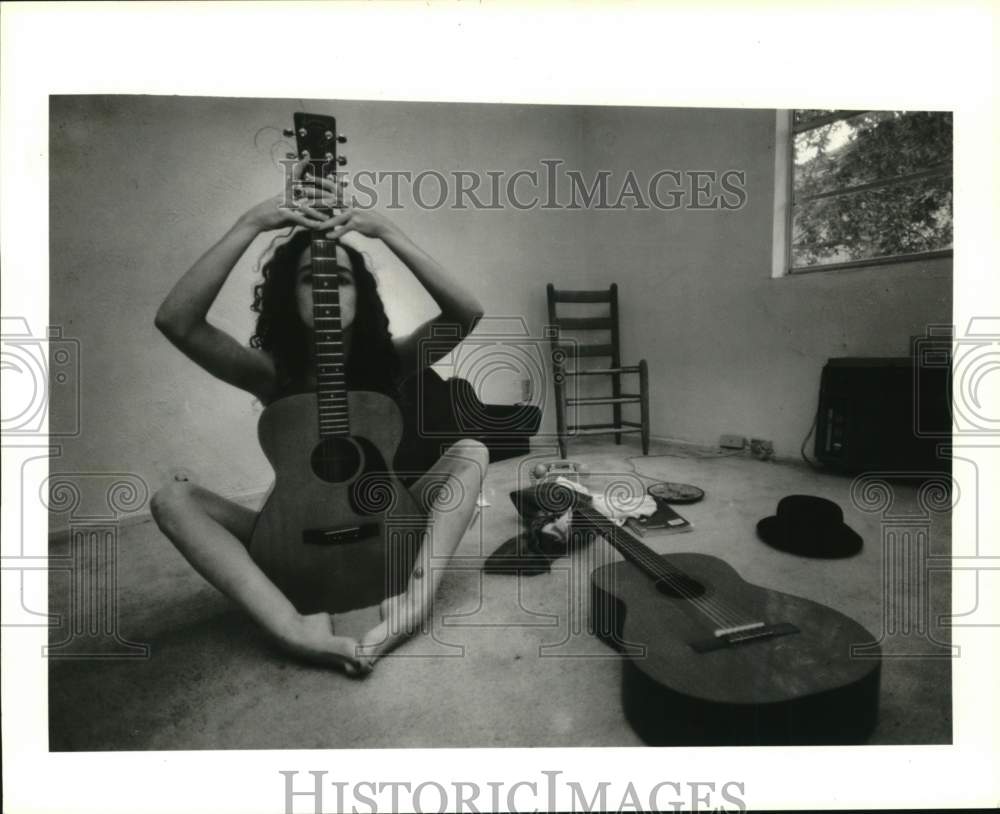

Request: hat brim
left=484, top=533, right=554, bottom=576
left=756, top=516, right=863, bottom=559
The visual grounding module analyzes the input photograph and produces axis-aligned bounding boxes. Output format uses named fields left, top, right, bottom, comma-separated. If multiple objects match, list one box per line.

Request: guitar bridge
left=303, top=523, right=379, bottom=546
left=690, top=622, right=799, bottom=653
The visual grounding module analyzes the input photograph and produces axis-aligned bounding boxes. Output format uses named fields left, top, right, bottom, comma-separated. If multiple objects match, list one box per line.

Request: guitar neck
left=311, top=236, right=349, bottom=438
left=575, top=503, right=688, bottom=585
left=287, top=111, right=350, bottom=439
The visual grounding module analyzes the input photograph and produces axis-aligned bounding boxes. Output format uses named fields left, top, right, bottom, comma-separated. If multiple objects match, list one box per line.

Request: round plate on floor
left=647, top=481, right=705, bottom=504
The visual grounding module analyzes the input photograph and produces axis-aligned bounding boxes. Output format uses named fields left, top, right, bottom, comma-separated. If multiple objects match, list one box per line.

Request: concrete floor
left=48, top=438, right=952, bottom=750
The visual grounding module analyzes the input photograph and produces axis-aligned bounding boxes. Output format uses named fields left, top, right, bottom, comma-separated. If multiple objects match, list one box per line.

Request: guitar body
left=250, top=390, right=424, bottom=615
left=591, top=552, right=881, bottom=745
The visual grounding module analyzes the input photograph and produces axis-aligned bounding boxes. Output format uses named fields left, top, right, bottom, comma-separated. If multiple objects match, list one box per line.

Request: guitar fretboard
left=575, top=503, right=691, bottom=586
left=311, top=238, right=349, bottom=438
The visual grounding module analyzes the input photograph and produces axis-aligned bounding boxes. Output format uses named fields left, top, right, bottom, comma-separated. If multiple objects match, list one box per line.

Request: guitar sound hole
left=655, top=575, right=706, bottom=599
left=310, top=436, right=362, bottom=483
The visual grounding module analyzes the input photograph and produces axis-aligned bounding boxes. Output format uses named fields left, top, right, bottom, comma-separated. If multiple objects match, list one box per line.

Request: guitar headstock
left=283, top=112, right=347, bottom=178
left=282, top=112, right=348, bottom=214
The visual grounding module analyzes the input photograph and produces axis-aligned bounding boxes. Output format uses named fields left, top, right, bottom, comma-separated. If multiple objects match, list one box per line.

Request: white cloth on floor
left=551, top=476, right=657, bottom=526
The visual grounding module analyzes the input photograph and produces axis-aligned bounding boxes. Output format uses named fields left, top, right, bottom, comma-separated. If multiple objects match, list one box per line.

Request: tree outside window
left=790, top=109, right=953, bottom=272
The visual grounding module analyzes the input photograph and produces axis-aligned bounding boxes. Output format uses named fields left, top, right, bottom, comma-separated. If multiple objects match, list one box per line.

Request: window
left=779, top=109, right=953, bottom=274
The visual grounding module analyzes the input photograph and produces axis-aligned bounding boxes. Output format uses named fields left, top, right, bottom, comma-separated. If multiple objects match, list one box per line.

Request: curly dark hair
left=250, top=228, right=400, bottom=396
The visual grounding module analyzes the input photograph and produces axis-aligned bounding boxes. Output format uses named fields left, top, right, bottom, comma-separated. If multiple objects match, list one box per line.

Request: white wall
left=49, top=96, right=592, bottom=509
left=49, top=98, right=951, bottom=519
left=576, top=105, right=952, bottom=453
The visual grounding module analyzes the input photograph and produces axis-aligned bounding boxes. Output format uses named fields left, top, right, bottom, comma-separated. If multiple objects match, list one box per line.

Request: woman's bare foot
left=281, top=612, right=372, bottom=676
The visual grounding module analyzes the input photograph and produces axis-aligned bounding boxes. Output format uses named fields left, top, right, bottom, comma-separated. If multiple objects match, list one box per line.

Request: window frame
left=773, top=109, right=954, bottom=277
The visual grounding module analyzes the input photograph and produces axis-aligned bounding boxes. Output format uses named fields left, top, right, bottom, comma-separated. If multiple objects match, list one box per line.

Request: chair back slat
left=549, top=288, right=614, bottom=303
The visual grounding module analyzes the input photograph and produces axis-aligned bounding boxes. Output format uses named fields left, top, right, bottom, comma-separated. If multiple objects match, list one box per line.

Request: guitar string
left=583, top=509, right=754, bottom=628
left=619, top=544, right=749, bottom=628
left=570, top=485, right=754, bottom=626
left=606, top=461, right=757, bottom=624
left=580, top=509, right=752, bottom=628
left=608, top=532, right=750, bottom=628
left=576, top=509, right=744, bottom=627
left=618, top=536, right=752, bottom=627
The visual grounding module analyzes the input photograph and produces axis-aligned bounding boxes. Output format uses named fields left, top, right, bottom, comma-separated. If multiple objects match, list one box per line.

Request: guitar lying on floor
left=541, top=482, right=882, bottom=745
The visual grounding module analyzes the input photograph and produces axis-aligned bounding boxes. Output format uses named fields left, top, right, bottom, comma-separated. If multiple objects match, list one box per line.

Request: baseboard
left=529, top=430, right=813, bottom=468
left=528, top=431, right=717, bottom=456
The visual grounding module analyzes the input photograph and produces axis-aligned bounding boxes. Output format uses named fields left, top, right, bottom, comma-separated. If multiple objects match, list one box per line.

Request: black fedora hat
left=756, top=495, right=863, bottom=558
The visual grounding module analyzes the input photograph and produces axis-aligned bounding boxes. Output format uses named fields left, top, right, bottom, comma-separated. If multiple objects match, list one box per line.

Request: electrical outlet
left=719, top=434, right=746, bottom=450
left=749, top=438, right=775, bottom=461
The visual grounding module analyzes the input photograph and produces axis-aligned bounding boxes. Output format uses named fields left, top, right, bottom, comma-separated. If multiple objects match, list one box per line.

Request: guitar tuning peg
left=337, top=134, right=347, bottom=144
left=337, top=156, right=347, bottom=166
left=324, top=130, right=334, bottom=140
left=298, top=127, right=307, bottom=138
left=282, top=128, right=294, bottom=138
left=285, top=152, right=296, bottom=159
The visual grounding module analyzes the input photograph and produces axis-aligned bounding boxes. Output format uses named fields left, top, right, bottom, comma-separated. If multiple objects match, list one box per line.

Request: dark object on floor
left=546, top=283, right=650, bottom=458
left=636, top=497, right=692, bottom=532
left=756, top=495, right=863, bottom=558
left=484, top=484, right=591, bottom=575
left=484, top=514, right=572, bottom=576
left=815, top=355, right=951, bottom=475
left=646, top=481, right=705, bottom=504
left=394, top=368, right=542, bottom=485
left=509, top=481, right=588, bottom=520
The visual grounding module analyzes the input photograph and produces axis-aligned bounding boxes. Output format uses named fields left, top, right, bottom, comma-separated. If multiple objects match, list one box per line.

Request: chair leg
left=639, top=358, right=650, bottom=455
left=553, top=360, right=568, bottom=460
left=612, top=369, right=622, bottom=445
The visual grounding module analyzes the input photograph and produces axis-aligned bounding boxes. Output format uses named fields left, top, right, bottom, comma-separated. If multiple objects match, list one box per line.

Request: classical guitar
left=541, top=482, right=882, bottom=745
left=249, top=112, right=424, bottom=614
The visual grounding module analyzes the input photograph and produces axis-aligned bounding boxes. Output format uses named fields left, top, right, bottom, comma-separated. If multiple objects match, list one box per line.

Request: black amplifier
left=815, top=356, right=951, bottom=474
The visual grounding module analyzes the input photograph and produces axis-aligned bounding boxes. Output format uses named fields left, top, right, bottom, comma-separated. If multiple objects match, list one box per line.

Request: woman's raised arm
left=155, top=167, right=324, bottom=399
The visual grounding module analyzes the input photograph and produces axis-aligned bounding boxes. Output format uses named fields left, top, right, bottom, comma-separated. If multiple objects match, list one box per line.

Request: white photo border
left=2, top=2, right=997, bottom=812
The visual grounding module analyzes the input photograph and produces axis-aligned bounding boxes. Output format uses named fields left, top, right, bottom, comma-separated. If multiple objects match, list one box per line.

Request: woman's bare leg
left=411, top=436, right=488, bottom=545
left=150, top=481, right=361, bottom=670
left=359, top=439, right=489, bottom=662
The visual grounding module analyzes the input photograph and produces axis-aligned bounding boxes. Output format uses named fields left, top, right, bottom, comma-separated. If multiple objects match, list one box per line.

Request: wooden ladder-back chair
left=546, top=283, right=650, bottom=459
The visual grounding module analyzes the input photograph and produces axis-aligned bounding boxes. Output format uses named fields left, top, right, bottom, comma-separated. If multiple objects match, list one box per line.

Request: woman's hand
left=311, top=207, right=395, bottom=241
left=294, top=173, right=397, bottom=240
left=238, top=161, right=331, bottom=233
left=282, top=612, right=372, bottom=678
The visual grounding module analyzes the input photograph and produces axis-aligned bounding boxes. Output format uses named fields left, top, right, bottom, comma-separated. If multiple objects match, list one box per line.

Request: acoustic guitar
left=249, top=112, right=424, bottom=614
left=541, top=482, right=882, bottom=745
